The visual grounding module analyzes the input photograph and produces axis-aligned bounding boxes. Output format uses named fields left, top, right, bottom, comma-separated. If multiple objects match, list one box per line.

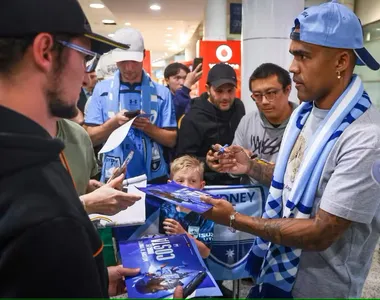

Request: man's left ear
left=143, top=49, right=146, bottom=59
left=336, top=50, right=351, bottom=73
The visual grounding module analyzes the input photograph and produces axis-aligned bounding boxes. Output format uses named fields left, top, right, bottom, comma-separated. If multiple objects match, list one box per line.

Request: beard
left=122, top=71, right=140, bottom=82
left=46, top=66, right=79, bottom=119
left=48, top=97, right=78, bottom=119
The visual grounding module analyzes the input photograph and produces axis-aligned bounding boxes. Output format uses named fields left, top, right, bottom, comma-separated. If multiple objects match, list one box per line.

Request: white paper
left=89, top=175, right=147, bottom=227
left=99, top=117, right=136, bottom=154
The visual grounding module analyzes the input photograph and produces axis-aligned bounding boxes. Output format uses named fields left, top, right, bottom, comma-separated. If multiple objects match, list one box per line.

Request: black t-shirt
left=0, top=105, right=109, bottom=297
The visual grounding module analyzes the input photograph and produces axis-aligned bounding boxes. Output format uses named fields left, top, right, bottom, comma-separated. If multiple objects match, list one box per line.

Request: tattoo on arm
left=236, top=209, right=351, bottom=251
left=247, top=160, right=275, bottom=187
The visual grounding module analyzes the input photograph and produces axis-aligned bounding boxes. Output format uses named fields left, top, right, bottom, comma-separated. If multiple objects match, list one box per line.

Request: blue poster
left=114, top=184, right=268, bottom=281
left=119, top=234, right=222, bottom=298
left=138, top=182, right=213, bottom=214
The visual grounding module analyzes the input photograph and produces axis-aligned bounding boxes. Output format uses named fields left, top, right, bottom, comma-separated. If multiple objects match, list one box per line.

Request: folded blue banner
left=114, top=184, right=268, bottom=281
left=138, top=181, right=213, bottom=213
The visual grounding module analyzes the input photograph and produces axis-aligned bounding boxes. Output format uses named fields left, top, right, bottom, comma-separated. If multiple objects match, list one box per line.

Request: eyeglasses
left=250, top=88, right=282, bottom=102
left=56, top=40, right=100, bottom=73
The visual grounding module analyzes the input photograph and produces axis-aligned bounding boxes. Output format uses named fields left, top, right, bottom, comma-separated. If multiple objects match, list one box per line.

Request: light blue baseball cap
left=290, top=0, right=380, bottom=70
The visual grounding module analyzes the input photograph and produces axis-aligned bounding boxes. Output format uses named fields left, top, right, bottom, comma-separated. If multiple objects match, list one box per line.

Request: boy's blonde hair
left=170, top=155, right=205, bottom=180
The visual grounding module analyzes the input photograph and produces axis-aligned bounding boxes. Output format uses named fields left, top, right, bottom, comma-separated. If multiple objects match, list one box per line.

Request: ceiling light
left=167, top=27, right=173, bottom=30
left=166, top=33, right=172, bottom=37
left=376, top=28, right=380, bottom=31
left=150, top=4, right=161, bottom=10
left=125, top=22, right=131, bottom=26
left=102, top=19, right=115, bottom=24
left=90, top=3, right=104, bottom=8
left=108, top=33, right=115, bottom=37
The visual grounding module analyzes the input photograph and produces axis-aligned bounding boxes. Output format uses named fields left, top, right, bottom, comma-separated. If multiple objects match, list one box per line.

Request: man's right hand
left=206, top=145, right=224, bottom=172
left=114, top=109, right=131, bottom=126
left=173, top=285, right=184, bottom=298
left=217, top=145, right=251, bottom=175
left=80, top=174, right=141, bottom=215
left=184, top=63, right=203, bottom=89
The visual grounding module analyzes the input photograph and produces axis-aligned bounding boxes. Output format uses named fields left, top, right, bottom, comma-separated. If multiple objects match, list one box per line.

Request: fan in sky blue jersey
left=84, top=27, right=177, bottom=183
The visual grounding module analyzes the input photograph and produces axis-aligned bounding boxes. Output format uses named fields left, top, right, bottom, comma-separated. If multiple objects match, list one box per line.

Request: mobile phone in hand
left=106, top=151, right=134, bottom=184
left=192, top=57, right=203, bottom=72
left=182, top=270, right=207, bottom=298
left=124, top=110, right=141, bottom=119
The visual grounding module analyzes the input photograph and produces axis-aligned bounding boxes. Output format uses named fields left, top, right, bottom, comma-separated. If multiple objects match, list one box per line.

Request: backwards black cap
left=0, top=0, right=129, bottom=54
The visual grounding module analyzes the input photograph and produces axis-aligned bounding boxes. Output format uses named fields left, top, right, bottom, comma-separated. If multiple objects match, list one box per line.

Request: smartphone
left=124, top=110, right=141, bottom=119
left=106, top=151, right=134, bottom=184
left=182, top=270, right=207, bottom=298
left=192, top=57, right=203, bottom=72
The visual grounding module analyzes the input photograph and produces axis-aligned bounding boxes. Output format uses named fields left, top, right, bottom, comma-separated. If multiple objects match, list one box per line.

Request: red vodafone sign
left=198, top=40, right=241, bottom=98
left=216, top=44, right=233, bottom=62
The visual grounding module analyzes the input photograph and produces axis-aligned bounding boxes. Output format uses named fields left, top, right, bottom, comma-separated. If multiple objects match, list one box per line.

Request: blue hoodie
left=171, top=85, right=192, bottom=122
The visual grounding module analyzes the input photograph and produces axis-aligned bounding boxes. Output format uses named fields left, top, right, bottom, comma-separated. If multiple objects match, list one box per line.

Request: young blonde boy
left=159, top=155, right=214, bottom=258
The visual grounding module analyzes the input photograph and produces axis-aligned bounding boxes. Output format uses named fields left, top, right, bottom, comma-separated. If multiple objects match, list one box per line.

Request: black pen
left=182, top=270, right=207, bottom=298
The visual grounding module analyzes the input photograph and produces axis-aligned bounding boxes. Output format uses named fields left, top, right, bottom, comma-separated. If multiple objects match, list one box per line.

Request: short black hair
left=249, top=63, right=291, bottom=91
left=164, top=62, right=190, bottom=79
left=0, top=33, right=76, bottom=76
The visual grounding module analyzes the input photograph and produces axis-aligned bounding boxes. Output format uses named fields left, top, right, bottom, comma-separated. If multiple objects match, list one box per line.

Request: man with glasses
left=0, top=0, right=143, bottom=297
left=177, top=63, right=245, bottom=185
left=207, top=63, right=297, bottom=186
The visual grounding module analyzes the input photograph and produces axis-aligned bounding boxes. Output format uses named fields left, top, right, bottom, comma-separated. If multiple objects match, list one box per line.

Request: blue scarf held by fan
left=101, top=70, right=168, bottom=182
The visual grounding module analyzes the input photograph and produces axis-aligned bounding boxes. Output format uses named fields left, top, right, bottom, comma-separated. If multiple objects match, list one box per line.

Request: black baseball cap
left=0, top=0, right=129, bottom=54
left=207, top=63, right=237, bottom=88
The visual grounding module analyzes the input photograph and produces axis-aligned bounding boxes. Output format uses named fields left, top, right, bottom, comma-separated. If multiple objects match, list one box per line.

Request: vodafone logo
left=216, top=45, right=233, bottom=62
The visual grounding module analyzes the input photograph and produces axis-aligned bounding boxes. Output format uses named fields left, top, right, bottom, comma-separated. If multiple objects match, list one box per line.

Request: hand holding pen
left=205, top=144, right=229, bottom=173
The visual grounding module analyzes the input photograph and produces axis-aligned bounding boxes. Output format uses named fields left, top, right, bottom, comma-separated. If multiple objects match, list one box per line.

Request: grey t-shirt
left=283, top=104, right=380, bottom=298
left=233, top=102, right=297, bottom=184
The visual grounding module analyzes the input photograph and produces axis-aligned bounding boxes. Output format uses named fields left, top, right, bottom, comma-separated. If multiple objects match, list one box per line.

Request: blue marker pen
left=218, top=144, right=229, bottom=155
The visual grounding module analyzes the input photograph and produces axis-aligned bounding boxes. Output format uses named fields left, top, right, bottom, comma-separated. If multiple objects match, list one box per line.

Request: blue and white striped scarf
left=246, top=75, right=371, bottom=298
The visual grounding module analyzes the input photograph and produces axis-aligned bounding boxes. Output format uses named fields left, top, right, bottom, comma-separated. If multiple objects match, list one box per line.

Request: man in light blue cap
left=198, top=1, right=380, bottom=298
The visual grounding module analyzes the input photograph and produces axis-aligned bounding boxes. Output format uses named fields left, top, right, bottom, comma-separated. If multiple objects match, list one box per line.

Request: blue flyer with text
left=138, top=182, right=213, bottom=214
left=119, top=234, right=222, bottom=298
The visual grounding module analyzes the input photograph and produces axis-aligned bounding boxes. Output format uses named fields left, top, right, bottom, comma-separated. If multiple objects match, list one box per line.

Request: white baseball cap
left=112, top=27, right=145, bottom=63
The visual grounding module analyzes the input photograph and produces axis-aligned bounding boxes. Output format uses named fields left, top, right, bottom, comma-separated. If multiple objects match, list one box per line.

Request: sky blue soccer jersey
left=85, top=72, right=176, bottom=182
